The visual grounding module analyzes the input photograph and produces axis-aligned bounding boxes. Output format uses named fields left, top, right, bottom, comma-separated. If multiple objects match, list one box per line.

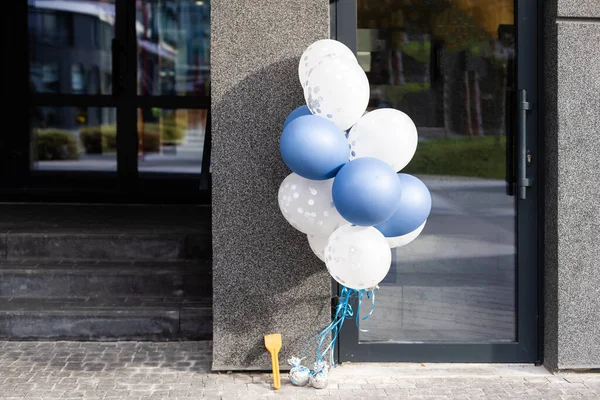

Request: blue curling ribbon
left=356, top=288, right=376, bottom=333
left=309, top=285, right=377, bottom=367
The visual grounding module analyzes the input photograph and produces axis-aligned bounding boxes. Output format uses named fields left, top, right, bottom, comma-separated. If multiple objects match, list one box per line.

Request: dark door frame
left=0, top=0, right=211, bottom=204
left=332, top=0, right=542, bottom=363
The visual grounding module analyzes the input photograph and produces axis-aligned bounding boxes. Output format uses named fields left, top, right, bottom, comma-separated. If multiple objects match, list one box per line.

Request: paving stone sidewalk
left=1, top=341, right=600, bottom=399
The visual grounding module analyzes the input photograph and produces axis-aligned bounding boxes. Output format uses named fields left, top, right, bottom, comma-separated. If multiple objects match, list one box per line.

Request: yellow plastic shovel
left=264, top=333, right=282, bottom=390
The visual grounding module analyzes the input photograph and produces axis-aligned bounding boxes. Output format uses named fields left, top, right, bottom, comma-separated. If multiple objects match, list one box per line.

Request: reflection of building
left=28, top=0, right=211, bottom=131
left=29, top=0, right=116, bottom=129
left=137, top=0, right=210, bottom=97
left=137, top=0, right=211, bottom=153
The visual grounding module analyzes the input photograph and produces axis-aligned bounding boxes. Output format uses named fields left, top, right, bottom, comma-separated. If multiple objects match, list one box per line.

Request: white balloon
left=298, top=39, right=357, bottom=89
left=324, top=224, right=391, bottom=290
left=386, top=220, right=426, bottom=248
left=278, top=173, right=348, bottom=236
left=348, top=108, right=418, bottom=172
left=307, top=234, right=328, bottom=262
left=304, top=57, right=370, bottom=131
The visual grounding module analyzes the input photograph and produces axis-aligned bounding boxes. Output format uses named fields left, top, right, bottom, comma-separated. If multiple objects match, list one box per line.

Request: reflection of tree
left=357, top=0, right=515, bottom=138
left=431, top=4, right=492, bottom=51
left=367, top=53, right=391, bottom=85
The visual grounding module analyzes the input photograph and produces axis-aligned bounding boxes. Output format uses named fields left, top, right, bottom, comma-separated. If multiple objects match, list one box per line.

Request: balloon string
left=305, top=286, right=377, bottom=367
left=315, top=286, right=353, bottom=365
left=357, top=288, right=376, bottom=332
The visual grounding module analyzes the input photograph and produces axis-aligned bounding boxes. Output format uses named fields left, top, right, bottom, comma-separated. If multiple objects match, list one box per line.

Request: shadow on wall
left=211, top=58, right=333, bottom=370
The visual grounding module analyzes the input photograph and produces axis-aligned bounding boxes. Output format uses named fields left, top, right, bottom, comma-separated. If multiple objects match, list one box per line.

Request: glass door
left=0, top=0, right=210, bottom=203
left=334, top=0, right=540, bottom=362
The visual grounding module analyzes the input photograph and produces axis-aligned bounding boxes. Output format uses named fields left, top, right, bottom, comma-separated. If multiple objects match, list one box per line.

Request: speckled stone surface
left=543, top=0, right=560, bottom=373
left=555, top=20, right=600, bottom=369
left=558, top=0, right=600, bottom=18
left=545, top=6, right=600, bottom=370
left=211, top=0, right=331, bottom=370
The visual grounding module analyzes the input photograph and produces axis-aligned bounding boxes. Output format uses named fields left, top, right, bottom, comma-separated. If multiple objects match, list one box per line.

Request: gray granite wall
left=210, top=0, right=331, bottom=370
left=544, top=0, right=600, bottom=371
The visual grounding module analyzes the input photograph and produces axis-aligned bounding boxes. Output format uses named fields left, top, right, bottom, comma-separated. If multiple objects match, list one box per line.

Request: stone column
left=210, top=0, right=331, bottom=370
left=544, top=0, right=600, bottom=371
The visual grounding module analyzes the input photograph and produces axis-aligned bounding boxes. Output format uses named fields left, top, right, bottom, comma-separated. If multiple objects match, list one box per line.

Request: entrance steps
left=0, top=203, right=212, bottom=340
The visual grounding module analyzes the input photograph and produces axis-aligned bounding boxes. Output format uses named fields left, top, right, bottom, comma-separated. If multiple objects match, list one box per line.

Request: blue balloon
left=283, top=105, right=313, bottom=129
left=332, top=157, right=402, bottom=226
left=280, top=115, right=349, bottom=180
left=375, top=174, right=431, bottom=237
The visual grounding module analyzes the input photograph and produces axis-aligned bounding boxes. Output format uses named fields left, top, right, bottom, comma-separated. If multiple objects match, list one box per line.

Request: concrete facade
left=210, top=0, right=331, bottom=370
left=544, top=0, right=600, bottom=371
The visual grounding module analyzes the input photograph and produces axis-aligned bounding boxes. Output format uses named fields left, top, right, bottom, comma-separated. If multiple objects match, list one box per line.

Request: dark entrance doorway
left=332, top=0, right=541, bottom=362
left=1, top=0, right=211, bottom=203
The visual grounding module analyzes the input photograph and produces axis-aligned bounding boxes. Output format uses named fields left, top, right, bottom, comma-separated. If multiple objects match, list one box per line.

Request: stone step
left=0, top=232, right=210, bottom=261
left=0, top=261, right=211, bottom=298
left=0, top=204, right=214, bottom=340
left=0, top=297, right=212, bottom=340
left=0, top=203, right=211, bottom=261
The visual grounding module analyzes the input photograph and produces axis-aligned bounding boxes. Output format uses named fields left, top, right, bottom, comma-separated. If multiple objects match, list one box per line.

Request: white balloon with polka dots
left=324, top=224, right=391, bottom=291
left=278, top=173, right=348, bottom=237
left=298, top=39, right=357, bottom=90
left=304, top=56, right=370, bottom=131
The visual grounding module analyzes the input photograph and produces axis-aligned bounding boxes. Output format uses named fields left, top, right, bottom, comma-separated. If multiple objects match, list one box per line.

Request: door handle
left=517, top=89, right=534, bottom=199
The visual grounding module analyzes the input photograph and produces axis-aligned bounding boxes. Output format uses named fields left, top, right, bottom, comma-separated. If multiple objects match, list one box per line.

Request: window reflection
left=28, top=0, right=211, bottom=97
left=31, top=106, right=117, bottom=172
left=137, top=0, right=211, bottom=96
left=356, top=0, right=517, bottom=343
left=28, top=7, right=73, bottom=46
left=26, top=1, right=210, bottom=176
left=137, top=108, right=207, bottom=174
left=358, top=0, right=514, bottom=138
left=28, top=0, right=114, bottom=95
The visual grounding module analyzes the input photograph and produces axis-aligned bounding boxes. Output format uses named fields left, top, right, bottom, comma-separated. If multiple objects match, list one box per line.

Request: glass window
left=137, top=0, right=210, bottom=96
left=137, top=108, right=207, bottom=174
left=28, top=1, right=114, bottom=95
left=31, top=106, right=117, bottom=172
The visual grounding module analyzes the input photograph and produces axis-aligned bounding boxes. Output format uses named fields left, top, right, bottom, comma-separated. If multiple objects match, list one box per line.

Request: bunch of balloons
left=279, top=39, right=432, bottom=291
left=278, top=39, right=432, bottom=375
